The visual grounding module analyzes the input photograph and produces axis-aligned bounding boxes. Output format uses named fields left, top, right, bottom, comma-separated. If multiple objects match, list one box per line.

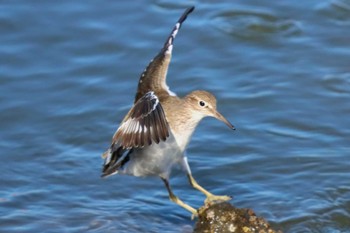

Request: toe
left=204, top=195, right=232, bottom=205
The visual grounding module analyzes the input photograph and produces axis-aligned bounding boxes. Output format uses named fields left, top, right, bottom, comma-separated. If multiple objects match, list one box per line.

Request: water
left=1, top=1, right=350, bottom=232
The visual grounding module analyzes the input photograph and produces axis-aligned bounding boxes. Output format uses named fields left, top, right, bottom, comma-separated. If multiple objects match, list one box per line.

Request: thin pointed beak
left=213, top=110, right=235, bottom=130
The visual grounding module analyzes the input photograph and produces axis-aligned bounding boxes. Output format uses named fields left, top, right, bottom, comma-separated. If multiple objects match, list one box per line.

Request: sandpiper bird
left=101, top=6, right=235, bottom=216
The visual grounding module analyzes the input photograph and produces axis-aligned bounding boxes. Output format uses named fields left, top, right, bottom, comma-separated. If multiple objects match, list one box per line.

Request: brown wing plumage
left=112, top=91, right=169, bottom=149
left=134, top=6, right=195, bottom=102
left=101, top=7, right=195, bottom=177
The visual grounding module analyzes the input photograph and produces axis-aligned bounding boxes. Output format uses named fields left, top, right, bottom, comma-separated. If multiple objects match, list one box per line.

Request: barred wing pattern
left=134, top=6, right=195, bottom=101
left=112, top=91, right=169, bottom=149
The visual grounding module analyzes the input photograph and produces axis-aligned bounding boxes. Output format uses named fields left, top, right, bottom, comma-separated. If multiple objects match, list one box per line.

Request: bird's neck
left=163, top=97, right=204, bottom=151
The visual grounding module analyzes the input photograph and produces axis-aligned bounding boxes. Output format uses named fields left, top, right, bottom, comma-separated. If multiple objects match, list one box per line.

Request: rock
left=193, top=202, right=282, bottom=233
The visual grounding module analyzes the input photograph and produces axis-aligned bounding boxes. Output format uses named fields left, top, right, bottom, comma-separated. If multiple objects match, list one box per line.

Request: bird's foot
left=204, top=194, right=232, bottom=206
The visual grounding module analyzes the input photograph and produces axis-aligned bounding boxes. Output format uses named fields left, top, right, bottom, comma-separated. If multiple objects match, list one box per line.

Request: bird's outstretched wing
left=112, top=91, right=169, bottom=149
left=134, top=6, right=195, bottom=102
left=101, top=92, right=169, bottom=177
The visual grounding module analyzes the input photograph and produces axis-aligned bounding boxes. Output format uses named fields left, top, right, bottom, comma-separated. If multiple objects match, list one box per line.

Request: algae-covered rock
left=194, top=202, right=282, bottom=233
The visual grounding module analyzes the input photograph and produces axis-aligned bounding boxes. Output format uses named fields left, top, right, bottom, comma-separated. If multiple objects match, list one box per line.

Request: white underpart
left=165, top=84, right=177, bottom=96
left=116, top=113, right=200, bottom=178
left=121, top=132, right=185, bottom=178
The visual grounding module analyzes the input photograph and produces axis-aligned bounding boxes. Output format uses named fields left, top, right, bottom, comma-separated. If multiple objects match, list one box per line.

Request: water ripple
left=212, top=9, right=302, bottom=41
left=316, top=0, right=350, bottom=25
left=1, top=1, right=350, bottom=233
left=321, top=73, right=350, bottom=95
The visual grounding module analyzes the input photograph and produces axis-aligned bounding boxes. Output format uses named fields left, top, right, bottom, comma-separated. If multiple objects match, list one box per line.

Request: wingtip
left=188, top=6, right=195, bottom=13
left=162, top=6, right=195, bottom=55
left=178, top=6, right=195, bottom=24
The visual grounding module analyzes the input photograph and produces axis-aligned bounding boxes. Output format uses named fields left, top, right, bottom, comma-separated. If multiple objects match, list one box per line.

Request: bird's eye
left=199, top=101, right=205, bottom=107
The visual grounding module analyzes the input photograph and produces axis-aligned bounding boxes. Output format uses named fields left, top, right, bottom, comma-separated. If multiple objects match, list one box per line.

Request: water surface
left=1, top=1, right=350, bottom=232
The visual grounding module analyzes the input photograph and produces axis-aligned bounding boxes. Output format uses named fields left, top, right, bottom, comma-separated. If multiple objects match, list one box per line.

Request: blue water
left=1, top=1, right=350, bottom=232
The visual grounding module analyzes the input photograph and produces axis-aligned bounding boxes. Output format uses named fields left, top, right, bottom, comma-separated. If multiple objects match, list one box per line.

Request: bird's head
left=184, top=90, right=235, bottom=130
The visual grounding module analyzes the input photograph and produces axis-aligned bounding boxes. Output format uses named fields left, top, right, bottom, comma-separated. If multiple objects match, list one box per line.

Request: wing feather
left=112, top=91, right=169, bottom=149
left=134, top=6, right=195, bottom=101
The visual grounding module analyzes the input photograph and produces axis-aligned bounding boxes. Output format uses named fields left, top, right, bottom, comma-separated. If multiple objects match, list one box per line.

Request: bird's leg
left=161, top=177, right=198, bottom=218
left=187, top=174, right=232, bottom=205
left=182, top=156, right=232, bottom=205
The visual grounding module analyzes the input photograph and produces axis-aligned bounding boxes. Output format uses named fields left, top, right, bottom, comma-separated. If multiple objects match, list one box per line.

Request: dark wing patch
left=101, top=147, right=130, bottom=178
left=112, top=92, right=169, bottom=149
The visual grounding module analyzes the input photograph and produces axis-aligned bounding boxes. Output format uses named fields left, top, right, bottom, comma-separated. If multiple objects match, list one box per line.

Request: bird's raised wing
left=112, top=91, right=169, bottom=149
left=134, top=6, right=195, bottom=102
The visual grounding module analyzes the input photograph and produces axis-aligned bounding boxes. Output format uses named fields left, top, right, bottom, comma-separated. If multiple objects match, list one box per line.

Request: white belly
left=122, top=134, right=184, bottom=178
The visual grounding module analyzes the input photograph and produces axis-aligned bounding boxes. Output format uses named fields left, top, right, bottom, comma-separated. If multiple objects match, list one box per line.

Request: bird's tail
left=101, top=146, right=129, bottom=178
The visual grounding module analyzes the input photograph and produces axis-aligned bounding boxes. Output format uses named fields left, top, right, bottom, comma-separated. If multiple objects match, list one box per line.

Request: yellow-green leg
left=182, top=156, right=231, bottom=205
left=187, top=174, right=231, bottom=205
left=161, top=177, right=198, bottom=218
